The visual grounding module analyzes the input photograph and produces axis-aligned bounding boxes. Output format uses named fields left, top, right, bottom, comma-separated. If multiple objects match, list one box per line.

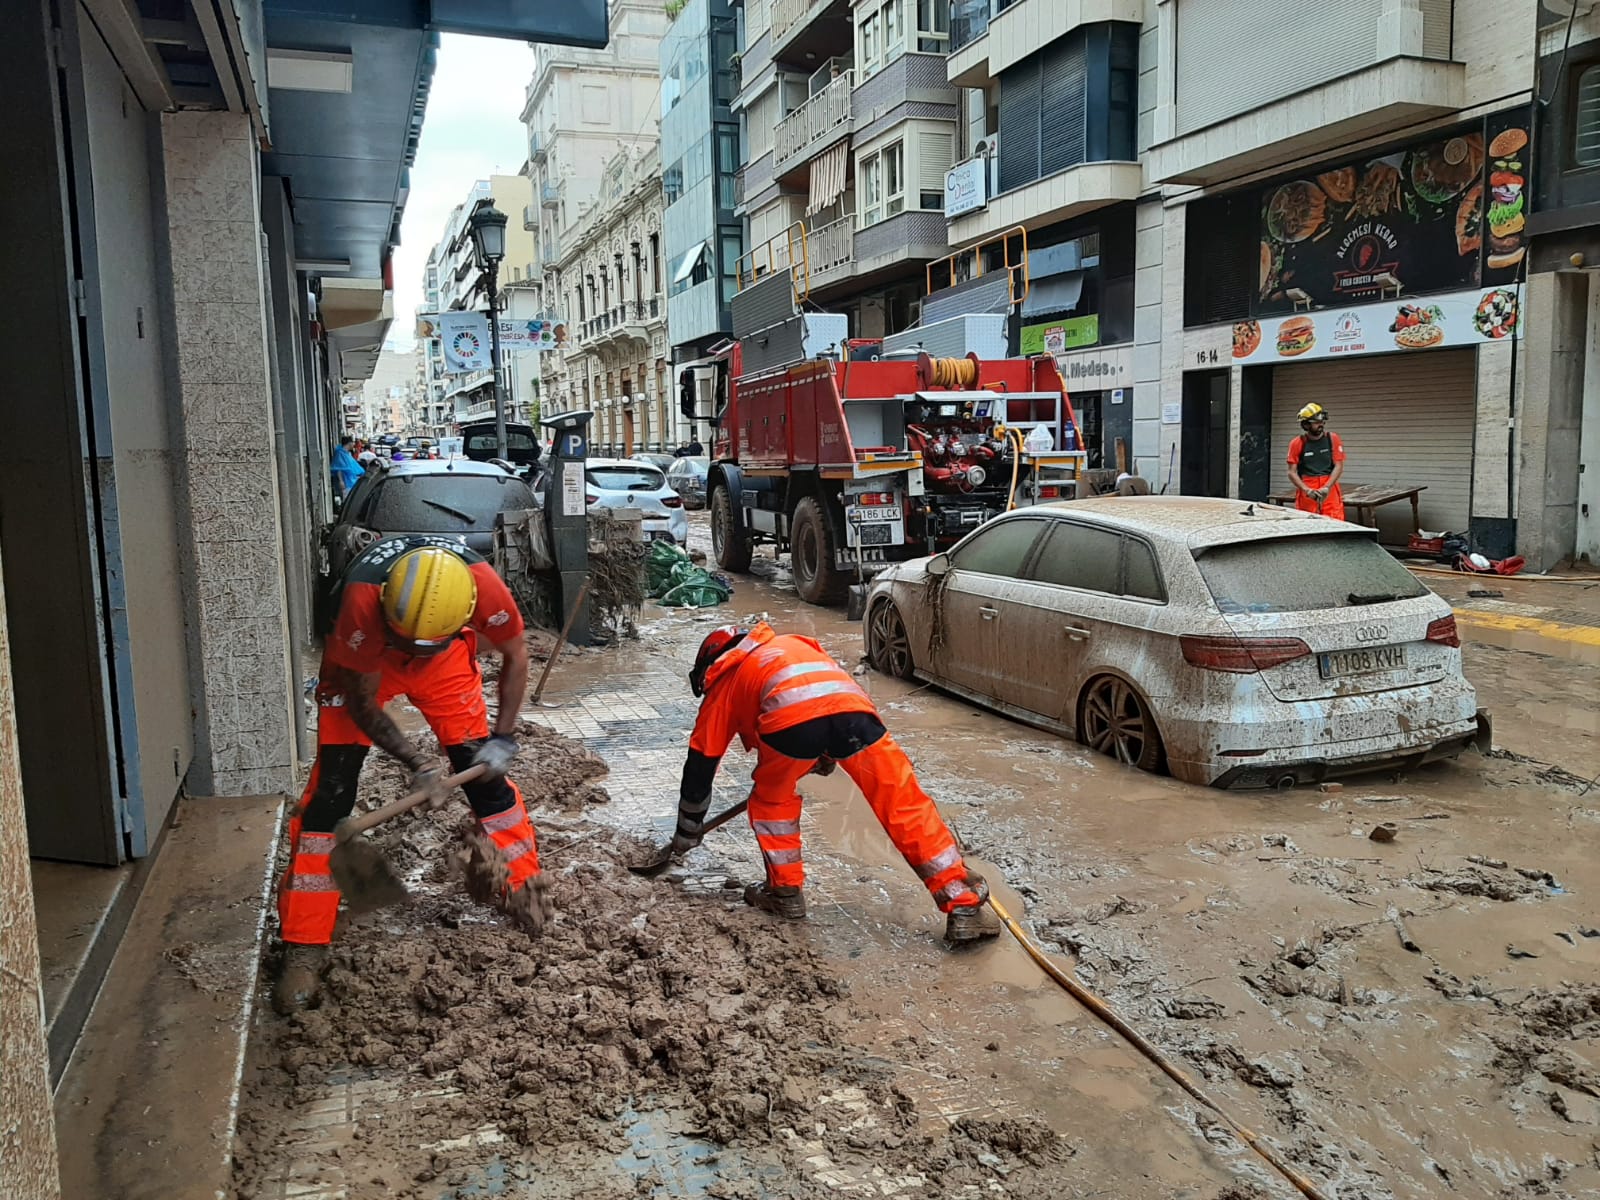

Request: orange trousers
left=748, top=728, right=980, bottom=912
left=1295, top=476, right=1345, bottom=522
left=277, top=641, right=540, bottom=946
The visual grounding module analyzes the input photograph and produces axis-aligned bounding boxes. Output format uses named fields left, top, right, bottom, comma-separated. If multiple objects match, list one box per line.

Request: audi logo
left=1354, top=625, right=1389, bottom=643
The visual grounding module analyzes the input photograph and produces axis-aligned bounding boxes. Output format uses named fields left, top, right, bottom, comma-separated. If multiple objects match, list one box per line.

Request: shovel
left=329, top=764, right=488, bottom=912
left=628, top=798, right=750, bottom=877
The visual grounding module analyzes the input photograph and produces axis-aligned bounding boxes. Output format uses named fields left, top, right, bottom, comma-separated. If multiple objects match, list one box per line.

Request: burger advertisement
left=1227, top=110, right=1529, bottom=365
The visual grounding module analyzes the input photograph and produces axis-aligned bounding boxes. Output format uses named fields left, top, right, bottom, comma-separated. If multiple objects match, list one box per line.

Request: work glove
left=470, top=734, right=519, bottom=783
left=409, top=758, right=450, bottom=809
left=805, top=757, right=837, bottom=778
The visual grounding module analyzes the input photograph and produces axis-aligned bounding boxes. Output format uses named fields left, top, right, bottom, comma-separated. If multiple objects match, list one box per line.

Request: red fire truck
left=687, top=251, right=1084, bottom=605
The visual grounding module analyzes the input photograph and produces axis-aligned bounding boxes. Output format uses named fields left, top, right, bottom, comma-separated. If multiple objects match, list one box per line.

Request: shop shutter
left=996, top=56, right=1039, bottom=193
left=1039, top=35, right=1086, bottom=177
left=1183, top=192, right=1256, bottom=327
left=1271, top=350, right=1477, bottom=541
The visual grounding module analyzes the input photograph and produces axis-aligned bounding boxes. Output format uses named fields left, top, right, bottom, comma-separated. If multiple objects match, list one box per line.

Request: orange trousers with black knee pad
left=750, top=713, right=982, bottom=913
left=277, top=640, right=540, bottom=946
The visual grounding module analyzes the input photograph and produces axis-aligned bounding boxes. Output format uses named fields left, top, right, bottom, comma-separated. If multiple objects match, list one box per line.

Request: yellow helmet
left=381, top=547, right=477, bottom=646
left=1297, top=402, right=1328, bottom=424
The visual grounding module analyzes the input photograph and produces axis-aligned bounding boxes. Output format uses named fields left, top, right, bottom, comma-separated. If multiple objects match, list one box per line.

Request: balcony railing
left=522, top=204, right=535, bottom=231
left=541, top=182, right=560, bottom=208
left=770, top=0, right=811, bottom=43
left=774, top=68, right=854, bottom=173
left=807, top=215, right=854, bottom=283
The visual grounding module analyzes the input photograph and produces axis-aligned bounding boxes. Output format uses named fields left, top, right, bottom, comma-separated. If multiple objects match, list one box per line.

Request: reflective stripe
left=393, top=549, right=422, bottom=621
left=761, top=678, right=866, bottom=714
left=480, top=806, right=529, bottom=834
left=758, top=661, right=838, bottom=700
left=936, top=877, right=977, bottom=903
left=914, top=844, right=963, bottom=881
left=297, top=832, right=336, bottom=851
left=752, top=819, right=801, bottom=838
left=763, top=847, right=803, bottom=865
left=290, top=871, right=340, bottom=893
left=498, top=835, right=538, bottom=861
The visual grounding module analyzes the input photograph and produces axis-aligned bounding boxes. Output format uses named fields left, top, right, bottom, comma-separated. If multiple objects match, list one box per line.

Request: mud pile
left=235, top=727, right=1071, bottom=1199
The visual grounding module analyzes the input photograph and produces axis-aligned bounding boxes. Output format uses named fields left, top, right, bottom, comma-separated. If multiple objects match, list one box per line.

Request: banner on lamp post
left=439, top=311, right=492, bottom=372
left=496, top=316, right=568, bottom=350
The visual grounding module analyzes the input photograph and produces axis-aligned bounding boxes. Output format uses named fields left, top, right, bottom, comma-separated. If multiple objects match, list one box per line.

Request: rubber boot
left=274, top=943, right=329, bottom=1015
left=743, top=881, right=807, bottom=920
left=944, top=902, right=1002, bottom=943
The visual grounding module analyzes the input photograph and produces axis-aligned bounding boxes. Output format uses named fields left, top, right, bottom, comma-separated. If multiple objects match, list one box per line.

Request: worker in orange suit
left=670, top=623, right=1000, bottom=943
left=1287, top=403, right=1347, bottom=521
left=275, top=537, right=541, bottom=1014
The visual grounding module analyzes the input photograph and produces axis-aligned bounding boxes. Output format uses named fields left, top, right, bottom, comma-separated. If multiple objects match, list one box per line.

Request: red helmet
left=690, top=626, right=747, bottom=697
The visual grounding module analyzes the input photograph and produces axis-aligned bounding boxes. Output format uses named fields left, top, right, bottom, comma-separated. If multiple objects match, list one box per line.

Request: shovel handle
left=336, top=764, right=488, bottom=843
left=530, top=580, right=590, bottom=706
left=700, top=797, right=750, bottom=836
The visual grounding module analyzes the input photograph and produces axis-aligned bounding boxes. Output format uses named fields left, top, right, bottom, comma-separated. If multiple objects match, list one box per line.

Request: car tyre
left=790, top=495, right=846, bottom=606
left=866, top=600, right=915, bottom=679
left=1079, top=675, right=1164, bottom=773
left=711, top=485, right=753, bottom=573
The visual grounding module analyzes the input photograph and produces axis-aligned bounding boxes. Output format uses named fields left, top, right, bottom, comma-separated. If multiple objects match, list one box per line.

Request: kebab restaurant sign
left=1227, top=284, right=1521, bottom=365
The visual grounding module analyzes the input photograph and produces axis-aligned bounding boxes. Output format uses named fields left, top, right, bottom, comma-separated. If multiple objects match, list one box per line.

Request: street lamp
left=468, top=203, right=510, bottom=457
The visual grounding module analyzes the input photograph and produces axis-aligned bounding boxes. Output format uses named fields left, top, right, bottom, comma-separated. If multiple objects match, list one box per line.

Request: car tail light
left=585, top=491, right=599, bottom=505
left=1180, top=634, right=1312, bottom=673
left=661, top=495, right=683, bottom=507
left=1425, top=615, right=1460, bottom=647
left=855, top=492, right=895, bottom=506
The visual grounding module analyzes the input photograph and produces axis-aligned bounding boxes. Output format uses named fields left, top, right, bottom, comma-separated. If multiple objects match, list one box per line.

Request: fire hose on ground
left=984, top=892, right=1333, bottom=1200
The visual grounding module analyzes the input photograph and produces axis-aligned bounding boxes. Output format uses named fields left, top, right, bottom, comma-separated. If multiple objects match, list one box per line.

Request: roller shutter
left=1272, top=350, right=1476, bottom=540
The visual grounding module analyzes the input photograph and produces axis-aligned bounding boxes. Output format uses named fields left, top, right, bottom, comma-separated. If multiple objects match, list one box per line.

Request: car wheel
left=1079, top=676, right=1164, bottom=772
left=790, top=495, right=846, bottom=606
left=711, top=485, right=753, bottom=573
left=867, top=600, right=914, bottom=679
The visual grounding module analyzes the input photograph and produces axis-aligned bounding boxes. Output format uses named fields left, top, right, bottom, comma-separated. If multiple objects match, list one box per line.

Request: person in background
left=672, top=441, right=693, bottom=458
left=1286, top=403, right=1346, bottom=521
left=358, top=450, right=380, bottom=475
left=686, top=437, right=704, bottom=456
left=331, top=435, right=363, bottom=502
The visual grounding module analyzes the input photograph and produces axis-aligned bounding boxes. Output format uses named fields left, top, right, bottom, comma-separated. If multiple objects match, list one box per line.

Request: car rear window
left=588, top=465, right=665, bottom=491
left=1195, top=534, right=1429, bottom=614
left=465, top=430, right=538, bottom=453
left=368, top=474, right=534, bottom=533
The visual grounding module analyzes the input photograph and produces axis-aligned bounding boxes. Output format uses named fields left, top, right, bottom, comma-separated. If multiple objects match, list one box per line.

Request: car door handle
left=979, top=606, right=999, bottom=620
left=1063, top=625, right=1091, bottom=642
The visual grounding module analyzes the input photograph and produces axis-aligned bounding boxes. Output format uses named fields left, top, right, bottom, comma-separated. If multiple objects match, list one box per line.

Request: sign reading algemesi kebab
left=1255, top=110, right=1529, bottom=317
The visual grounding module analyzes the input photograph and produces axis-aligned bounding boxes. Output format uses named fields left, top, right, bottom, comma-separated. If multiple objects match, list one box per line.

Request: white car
left=861, top=497, right=1489, bottom=788
left=585, top=458, right=688, bottom=545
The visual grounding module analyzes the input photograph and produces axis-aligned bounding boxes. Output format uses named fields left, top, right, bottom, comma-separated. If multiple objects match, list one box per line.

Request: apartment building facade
left=735, top=0, right=961, bottom=337
left=543, top=146, right=674, bottom=455
left=662, top=0, right=743, bottom=388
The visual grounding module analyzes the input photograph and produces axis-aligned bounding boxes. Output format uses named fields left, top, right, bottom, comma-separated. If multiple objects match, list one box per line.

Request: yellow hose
left=1003, top=427, right=1024, bottom=510
left=986, top=893, right=1334, bottom=1200
left=927, top=356, right=979, bottom=389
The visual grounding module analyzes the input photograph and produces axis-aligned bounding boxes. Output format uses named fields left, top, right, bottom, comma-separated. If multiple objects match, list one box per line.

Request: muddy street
left=235, top=519, right=1600, bottom=1200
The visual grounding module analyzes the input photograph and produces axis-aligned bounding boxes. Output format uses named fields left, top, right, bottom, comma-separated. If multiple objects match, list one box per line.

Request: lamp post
left=468, top=203, right=510, bottom=458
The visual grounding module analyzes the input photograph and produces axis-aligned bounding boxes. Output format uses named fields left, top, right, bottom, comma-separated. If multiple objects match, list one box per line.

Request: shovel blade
left=329, top=836, right=410, bottom=913
left=627, top=847, right=677, bottom=877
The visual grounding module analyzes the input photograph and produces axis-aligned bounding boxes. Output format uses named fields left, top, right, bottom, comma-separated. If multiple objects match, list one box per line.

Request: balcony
left=738, top=150, right=777, bottom=213
left=541, top=182, right=561, bottom=209
left=1148, top=0, right=1460, bottom=185
left=528, top=131, right=546, bottom=163
left=948, top=160, right=1141, bottom=243
left=949, top=0, right=1143, bottom=88
left=522, top=204, right=536, bottom=231
left=806, top=215, right=855, bottom=290
left=774, top=69, right=854, bottom=177
left=770, top=0, right=851, bottom=62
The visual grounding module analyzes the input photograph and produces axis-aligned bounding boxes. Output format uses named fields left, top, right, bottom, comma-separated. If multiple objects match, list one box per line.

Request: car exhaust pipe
left=1274, top=774, right=1298, bottom=791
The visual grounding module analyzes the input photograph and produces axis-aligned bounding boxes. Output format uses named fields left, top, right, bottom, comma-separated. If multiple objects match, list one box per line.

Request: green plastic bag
left=645, top=540, right=692, bottom=598
left=658, top=568, right=732, bottom=608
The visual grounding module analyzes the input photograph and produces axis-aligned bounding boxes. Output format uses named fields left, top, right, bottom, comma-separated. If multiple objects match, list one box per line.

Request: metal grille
left=1578, top=65, right=1600, bottom=167
left=732, top=268, right=798, bottom=338
left=1182, top=192, right=1257, bottom=327
left=923, top=275, right=1014, bottom=324
left=740, top=314, right=808, bottom=374
left=1039, top=35, right=1086, bottom=177
left=997, top=57, right=1039, bottom=193
left=883, top=314, right=1009, bottom=360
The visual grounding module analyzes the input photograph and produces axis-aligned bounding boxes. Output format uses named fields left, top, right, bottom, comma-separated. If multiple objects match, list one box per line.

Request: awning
left=807, top=142, right=849, bottom=216
left=1022, top=270, right=1084, bottom=318
left=671, top=241, right=709, bottom=285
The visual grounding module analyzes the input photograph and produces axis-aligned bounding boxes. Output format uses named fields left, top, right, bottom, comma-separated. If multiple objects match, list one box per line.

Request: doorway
left=1180, top=369, right=1230, bottom=498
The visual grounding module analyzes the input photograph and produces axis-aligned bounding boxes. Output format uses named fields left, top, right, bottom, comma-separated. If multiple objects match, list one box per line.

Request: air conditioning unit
left=973, top=133, right=1000, bottom=193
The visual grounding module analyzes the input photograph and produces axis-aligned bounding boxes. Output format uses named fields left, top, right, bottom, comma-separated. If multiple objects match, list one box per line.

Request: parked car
left=665, top=456, right=709, bottom=509
left=317, top=460, right=537, bottom=631
left=461, top=421, right=542, bottom=470
left=634, top=452, right=677, bottom=472
left=861, top=497, right=1488, bottom=789
left=585, top=458, right=687, bottom=545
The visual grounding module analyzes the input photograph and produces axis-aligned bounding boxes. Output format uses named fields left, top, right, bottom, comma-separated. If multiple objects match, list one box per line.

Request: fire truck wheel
left=790, top=496, right=847, bottom=606
left=711, top=486, right=753, bottom=573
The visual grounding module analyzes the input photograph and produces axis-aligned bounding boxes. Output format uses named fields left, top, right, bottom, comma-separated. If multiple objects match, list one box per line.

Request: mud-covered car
left=861, top=497, right=1489, bottom=788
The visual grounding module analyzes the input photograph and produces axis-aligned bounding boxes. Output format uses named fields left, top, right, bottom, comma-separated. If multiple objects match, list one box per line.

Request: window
left=1124, top=540, right=1164, bottom=602
left=857, top=0, right=904, bottom=77
left=859, top=140, right=905, bottom=226
left=1577, top=65, right=1600, bottom=167
left=369, top=474, right=537, bottom=534
left=950, top=518, right=1046, bottom=578
left=720, top=231, right=742, bottom=306
left=1030, top=524, right=1123, bottom=595
left=649, top=233, right=661, bottom=293
left=915, top=0, right=948, bottom=52
left=1194, top=535, right=1427, bottom=615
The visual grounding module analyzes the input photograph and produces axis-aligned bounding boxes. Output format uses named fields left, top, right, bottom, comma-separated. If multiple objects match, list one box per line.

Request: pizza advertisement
left=1253, top=110, right=1531, bottom=319
left=1230, top=285, right=1522, bottom=365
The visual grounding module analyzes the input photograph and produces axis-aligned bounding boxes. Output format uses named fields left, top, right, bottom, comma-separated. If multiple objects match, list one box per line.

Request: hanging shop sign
left=438, top=311, right=492, bottom=372
left=944, top=157, right=988, bottom=218
left=497, top=316, right=568, bottom=350
left=1255, top=110, right=1530, bottom=317
left=1021, top=313, right=1099, bottom=356
left=1228, top=284, right=1521, bottom=365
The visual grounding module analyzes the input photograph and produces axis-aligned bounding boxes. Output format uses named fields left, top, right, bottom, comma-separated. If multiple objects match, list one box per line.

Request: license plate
left=1319, top=645, right=1407, bottom=678
left=857, top=524, right=893, bottom=546
left=846, top=504, right=901, bottom=523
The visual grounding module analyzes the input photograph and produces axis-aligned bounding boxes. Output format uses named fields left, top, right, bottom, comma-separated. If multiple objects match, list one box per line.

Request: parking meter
left=540, top=410, right=593, bottom=646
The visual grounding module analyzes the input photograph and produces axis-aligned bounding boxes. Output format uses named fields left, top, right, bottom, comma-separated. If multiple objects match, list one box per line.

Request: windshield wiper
left=422, top=498, right=475, bottom=523
left=1347, top=592, right=1401, bottom=606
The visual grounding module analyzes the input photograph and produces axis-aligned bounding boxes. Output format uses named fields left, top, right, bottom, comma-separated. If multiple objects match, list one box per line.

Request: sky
left=385, top=34, right=534, bottom=351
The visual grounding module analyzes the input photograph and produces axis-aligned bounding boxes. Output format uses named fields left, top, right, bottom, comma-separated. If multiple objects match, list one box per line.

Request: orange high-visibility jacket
left=689, top=622, right=874, bottom=759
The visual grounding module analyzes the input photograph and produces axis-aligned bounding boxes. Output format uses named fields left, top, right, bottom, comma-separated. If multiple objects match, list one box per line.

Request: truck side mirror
left=679, top=373, right=696, bottom=420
